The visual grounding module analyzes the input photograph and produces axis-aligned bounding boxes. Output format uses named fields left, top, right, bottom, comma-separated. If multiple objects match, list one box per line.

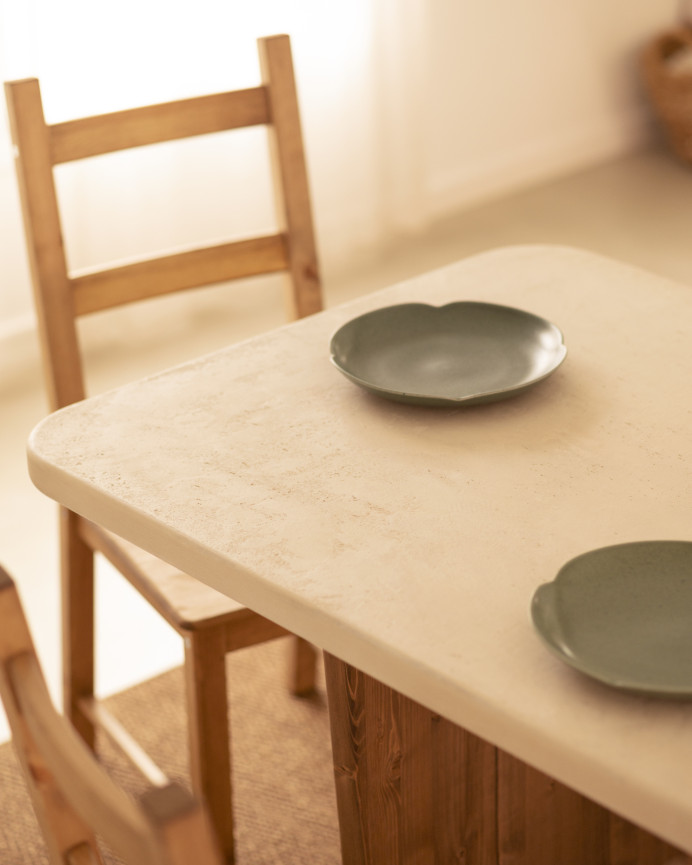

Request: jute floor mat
left=0, top=639, right=341, bottom=864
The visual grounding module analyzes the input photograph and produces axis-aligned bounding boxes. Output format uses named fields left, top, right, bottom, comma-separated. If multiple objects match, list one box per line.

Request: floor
left=1, top=145, right=691, bottom=743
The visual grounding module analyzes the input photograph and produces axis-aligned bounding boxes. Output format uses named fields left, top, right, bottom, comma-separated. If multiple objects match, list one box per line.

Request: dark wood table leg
left=323, top=652, right=497, bottom=865
left=323, top=652, right=690, bottom=865
left=497, top=753, right=689, bottom=865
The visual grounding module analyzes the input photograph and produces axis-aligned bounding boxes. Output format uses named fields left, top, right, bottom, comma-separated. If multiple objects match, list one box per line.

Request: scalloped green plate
left=532, top=541, right=692, bottom=696
left=330, top=301, right=566, bottom=406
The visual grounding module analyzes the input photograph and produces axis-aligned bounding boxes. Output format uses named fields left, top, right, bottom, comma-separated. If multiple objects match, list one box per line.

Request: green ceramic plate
left=329, top=301, right=566, bottom=406
left=532, top=541, right=692, bottom=696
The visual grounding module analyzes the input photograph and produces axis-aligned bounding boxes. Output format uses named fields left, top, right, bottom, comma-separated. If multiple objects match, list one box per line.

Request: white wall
left=0, top=0, right=679, bottom=380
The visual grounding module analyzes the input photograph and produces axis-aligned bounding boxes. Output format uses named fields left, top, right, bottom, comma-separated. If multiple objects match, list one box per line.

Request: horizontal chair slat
left=78, top=697, right=169, bottom=788
left=50, top=87, right=270, bottom=163
left=71, top=234, right=289, bottom=315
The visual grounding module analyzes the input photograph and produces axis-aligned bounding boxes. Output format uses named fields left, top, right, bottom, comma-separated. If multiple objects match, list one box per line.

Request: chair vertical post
left=61, top=510, right=96, bottom=750
left=288, top=637, right=319, bottom=696
left=184, top=627, right=235, bottom=864
left=4, top=79, right=86, bottom=411
left=258, top=34, right=323, bottom=320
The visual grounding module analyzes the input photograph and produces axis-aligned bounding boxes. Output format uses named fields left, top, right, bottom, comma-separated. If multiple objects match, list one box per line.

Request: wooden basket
left=641, top=25, right=692, bottom=163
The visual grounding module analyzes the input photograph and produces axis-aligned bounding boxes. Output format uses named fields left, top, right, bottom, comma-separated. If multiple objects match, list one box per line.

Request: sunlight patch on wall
left=1, top=0, right=372, bottom=119
left=1, top=0, right=375, bottom=272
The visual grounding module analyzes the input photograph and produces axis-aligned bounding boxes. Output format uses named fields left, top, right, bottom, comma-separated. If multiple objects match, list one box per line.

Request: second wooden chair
left=0, top=563, right=224, bottom=865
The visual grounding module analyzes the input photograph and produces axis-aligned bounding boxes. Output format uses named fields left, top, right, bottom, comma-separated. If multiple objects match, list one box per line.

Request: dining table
left=27, top=244, right=692, bottom=864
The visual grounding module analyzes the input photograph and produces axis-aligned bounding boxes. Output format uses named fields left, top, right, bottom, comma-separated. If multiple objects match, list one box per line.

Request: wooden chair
left=5, top=34, right=321, bottom=864
left=0, top=564, right=224, bottom=865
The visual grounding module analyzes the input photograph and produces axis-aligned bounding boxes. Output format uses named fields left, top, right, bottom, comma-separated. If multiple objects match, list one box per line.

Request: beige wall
left=0, top=0, right=678, bottom=370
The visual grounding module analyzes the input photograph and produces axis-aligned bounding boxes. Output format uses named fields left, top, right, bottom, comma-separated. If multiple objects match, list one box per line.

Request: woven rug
left=0, top=639, right=341, bottom=864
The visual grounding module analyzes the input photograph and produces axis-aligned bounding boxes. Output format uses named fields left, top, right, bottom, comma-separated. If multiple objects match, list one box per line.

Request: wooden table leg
left=497, top=754, right=690, bottom=865
left=323, top=652, right=497, bottom=865
left=323, top=653, right=690, bottom=865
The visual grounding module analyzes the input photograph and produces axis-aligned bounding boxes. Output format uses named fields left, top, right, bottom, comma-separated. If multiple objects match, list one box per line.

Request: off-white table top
left=28, top=246, right=692, bottom=852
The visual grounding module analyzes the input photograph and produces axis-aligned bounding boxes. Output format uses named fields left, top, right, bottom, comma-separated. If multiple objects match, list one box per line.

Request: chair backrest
left=0, top=564, right=224, bottom=865
left=5, top=34, right=322, bottom=412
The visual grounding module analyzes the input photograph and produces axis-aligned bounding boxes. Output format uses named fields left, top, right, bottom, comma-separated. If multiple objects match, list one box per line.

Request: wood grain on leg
left=497, top=752, right=689, bottom=865
left=323, top=653, right=497, bottom=865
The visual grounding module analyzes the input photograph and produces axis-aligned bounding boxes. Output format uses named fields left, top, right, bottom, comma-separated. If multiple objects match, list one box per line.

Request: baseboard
left=426, top=105, right=657, bottom=220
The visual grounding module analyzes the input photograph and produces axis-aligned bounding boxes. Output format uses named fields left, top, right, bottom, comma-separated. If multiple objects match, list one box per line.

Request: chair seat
left=80, top=519, right=281, bottom=635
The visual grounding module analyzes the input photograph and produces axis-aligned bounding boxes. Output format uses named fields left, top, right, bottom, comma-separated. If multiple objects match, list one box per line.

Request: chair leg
left=60, top=509, right=96, bottom=749
left=184, top=626, right=235, bottom=865
left=289, top=637, right=318, bottom=696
